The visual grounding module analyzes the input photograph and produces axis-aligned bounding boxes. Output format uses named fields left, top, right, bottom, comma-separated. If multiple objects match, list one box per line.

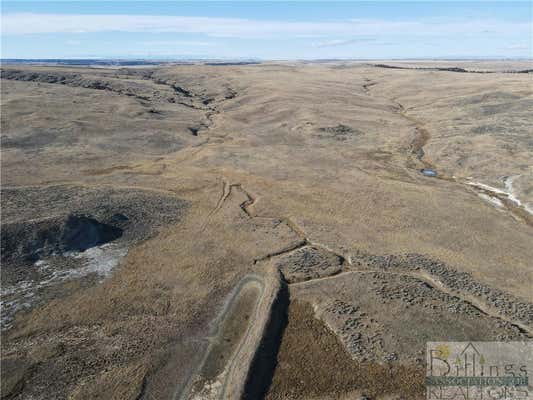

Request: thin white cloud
left=139, top=40, right=213, bottom=47
left=313, top=38, right=375, bottom=48
left=1, top=13, right=528, bottom=39
left=506, top=43, right=529, bottom=50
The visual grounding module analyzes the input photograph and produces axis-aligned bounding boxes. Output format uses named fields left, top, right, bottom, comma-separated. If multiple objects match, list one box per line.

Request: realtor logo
left=426, top=342, right=532, bottom=399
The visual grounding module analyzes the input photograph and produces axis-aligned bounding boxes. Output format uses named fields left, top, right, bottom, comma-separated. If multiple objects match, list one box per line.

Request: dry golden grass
left=1, top=62, right=531, bottom=399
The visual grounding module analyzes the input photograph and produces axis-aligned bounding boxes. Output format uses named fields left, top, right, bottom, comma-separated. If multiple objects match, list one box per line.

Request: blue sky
left=1, top=1, right=531, bottom=59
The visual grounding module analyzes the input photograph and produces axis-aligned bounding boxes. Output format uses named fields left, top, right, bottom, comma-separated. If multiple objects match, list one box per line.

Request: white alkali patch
left=0, top=244, right=128, bottom=330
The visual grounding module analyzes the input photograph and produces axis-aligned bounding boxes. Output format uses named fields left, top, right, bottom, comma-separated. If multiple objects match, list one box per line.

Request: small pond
left=421, top=169, right=438, bottom=177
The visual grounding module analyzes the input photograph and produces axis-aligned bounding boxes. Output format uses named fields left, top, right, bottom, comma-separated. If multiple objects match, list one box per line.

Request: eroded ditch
left=1, top=214, right=124, bottom=264
left=465, top=176, right=533, bottom=225
left=363, top=78, right=533, bottom=225
left=178, top=272, right=287, bottom=400
left=188, top=180, right=533, bottom=399
left=185, top=277, right=264, bottom=400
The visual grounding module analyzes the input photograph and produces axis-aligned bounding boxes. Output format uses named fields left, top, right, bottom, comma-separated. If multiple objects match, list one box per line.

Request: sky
left=1, top=1, right=532, bottom=60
